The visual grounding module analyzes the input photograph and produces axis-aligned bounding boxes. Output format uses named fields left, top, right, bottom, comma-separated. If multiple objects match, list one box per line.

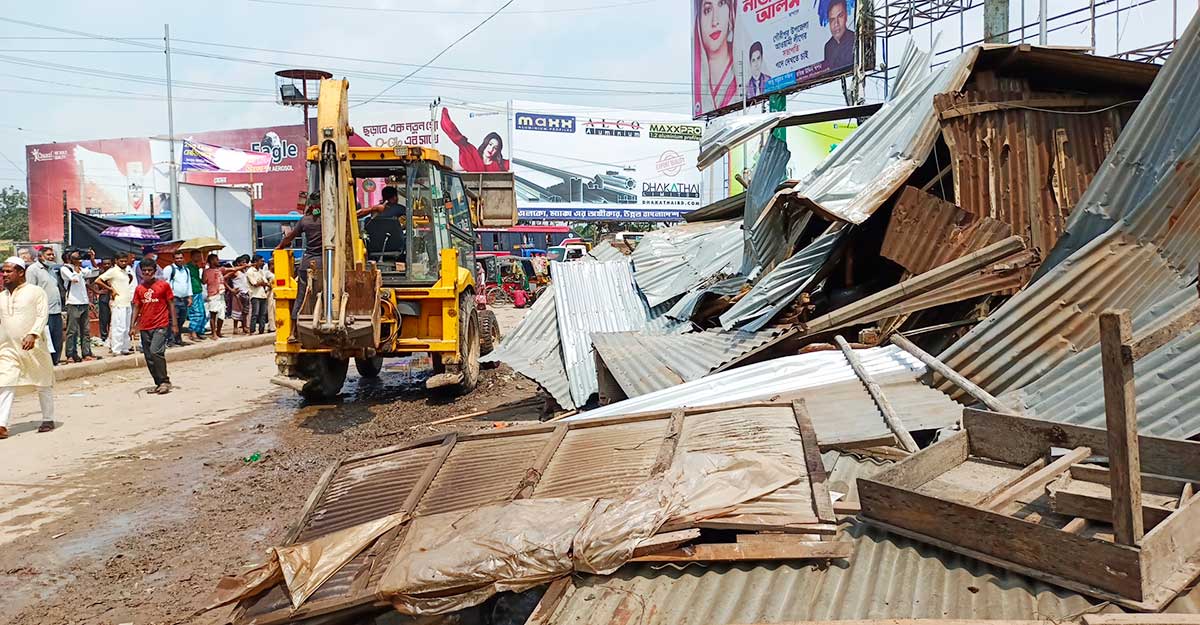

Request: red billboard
left=25, top=124, right=307, bottom=242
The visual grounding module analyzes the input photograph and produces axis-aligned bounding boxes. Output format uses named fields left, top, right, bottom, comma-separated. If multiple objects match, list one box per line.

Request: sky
left=0, top=0, right=1193, bottom=198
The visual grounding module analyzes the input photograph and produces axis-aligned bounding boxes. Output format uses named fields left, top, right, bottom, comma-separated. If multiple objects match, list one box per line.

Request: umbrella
left=178, top=236, right=225, bottom=253
left=101, top=225, right=159, bottom=241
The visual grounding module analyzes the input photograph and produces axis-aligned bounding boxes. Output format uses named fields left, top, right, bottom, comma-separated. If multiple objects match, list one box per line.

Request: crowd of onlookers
left=9, top=245, right=277, bottom=365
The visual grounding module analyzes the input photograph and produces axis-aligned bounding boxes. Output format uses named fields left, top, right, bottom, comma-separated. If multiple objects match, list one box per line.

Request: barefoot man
left=0, top=256, right=57, bottom=438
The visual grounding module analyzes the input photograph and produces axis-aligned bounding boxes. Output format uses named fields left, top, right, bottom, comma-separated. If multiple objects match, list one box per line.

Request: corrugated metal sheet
left=481, top=283, right=575, bottom=409
left=592, top=328, right=788, bottom=398
left=553, top=260, right=650, bottom=407
left=742, top=135, right=797, bottom=276
left=540, top=453, right=1102, bottom=625
left=573, top=345, right=963, bottom=447
left=664, top=275, right=748, bottom=322
left=588, top=240, right=626, bottom=262
left=630, top=219, right=743, bottom=309
left=791, top=48, right=980, bottom=224
left=1003, top=288, right=1200, bottom=440
left=414, top=433, right=551, bottom=516
left=941, top=22, right=1200, bottom=416
left=683, top=192, right=746, bottom=223
left=881, top=185, right=1013, bottom=274
left=534, top=418, right=669, bottom=499
left=697, top=104, right=881, bottom=169
left=935, top=83, right=1133, bottom=256
left=719, top=224, right=847, bottom=331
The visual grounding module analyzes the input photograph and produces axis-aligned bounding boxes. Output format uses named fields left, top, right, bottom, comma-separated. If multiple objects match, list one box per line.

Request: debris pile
left=210, top=26, right=1200, bottom=625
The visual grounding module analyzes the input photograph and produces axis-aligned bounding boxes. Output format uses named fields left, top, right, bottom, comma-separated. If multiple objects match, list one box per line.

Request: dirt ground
left=0, top=307, right=542, bottom=625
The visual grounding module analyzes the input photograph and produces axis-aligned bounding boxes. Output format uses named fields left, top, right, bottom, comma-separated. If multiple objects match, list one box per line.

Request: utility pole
left=1039, top=0, right=1049, bottom=45
left=984, top=0, right=1009, bottom=43
left=164, top=24, right=180, bottom=238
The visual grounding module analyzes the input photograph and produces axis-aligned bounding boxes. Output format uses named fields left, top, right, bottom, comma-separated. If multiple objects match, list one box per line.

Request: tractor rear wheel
left=455, top=294, right=481, bottom=394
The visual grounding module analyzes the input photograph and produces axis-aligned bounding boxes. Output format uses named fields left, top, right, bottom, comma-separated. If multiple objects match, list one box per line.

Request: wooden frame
left=858, top=409, right=1200, bottom=610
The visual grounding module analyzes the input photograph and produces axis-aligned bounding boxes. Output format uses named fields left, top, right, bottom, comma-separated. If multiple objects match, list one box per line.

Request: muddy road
left=0, top=306, right=543, bottom=625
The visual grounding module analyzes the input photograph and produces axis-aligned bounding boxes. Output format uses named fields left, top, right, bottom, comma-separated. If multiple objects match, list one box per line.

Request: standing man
left=96, top=254, right=134, bottom=356
left=166, top=251, right=193, bottom=346
left=131, top=258, right=175, bottom=394
left=60, top=251, right=97, bottom=363
left=93, top=258, right=113, bottom=342
left=245, top=255, right=272, bottom=335
left=0, top=257, right=56, bottom=438
left=186, top=250, right=207, bottom=340
left=25, top=248, right=62, bottom=364
left=276, top=194, right=323, bottom=341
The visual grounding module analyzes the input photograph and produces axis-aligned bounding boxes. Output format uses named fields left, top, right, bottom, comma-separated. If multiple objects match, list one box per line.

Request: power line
left=0, top=17, right=160, bottom=49
left=248, top=0, right=656, bottom=15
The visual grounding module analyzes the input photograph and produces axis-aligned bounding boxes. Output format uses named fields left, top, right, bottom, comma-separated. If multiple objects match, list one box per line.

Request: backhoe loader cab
left=270, top=79, right=512, bottom=401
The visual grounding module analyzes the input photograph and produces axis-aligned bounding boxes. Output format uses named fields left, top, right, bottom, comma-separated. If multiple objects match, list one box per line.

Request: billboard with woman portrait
left=692, top=0, right=857, bottom=119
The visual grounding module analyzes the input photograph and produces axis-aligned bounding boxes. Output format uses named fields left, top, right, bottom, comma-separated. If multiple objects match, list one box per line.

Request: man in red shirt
left=131, top=258, right=176, bottom=394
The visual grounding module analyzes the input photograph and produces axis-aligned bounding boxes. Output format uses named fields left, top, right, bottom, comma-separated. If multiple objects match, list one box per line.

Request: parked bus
left=475, top=225, right=571, bottom=256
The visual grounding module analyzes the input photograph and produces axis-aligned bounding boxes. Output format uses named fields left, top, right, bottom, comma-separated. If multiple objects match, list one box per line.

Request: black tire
left=355, top=356, right=384, bottom=378
left=479, top=309, right=500, bottom=356
left=300, top=354, right=349, bottom=401
left=455, top=293, right=481, bottom=394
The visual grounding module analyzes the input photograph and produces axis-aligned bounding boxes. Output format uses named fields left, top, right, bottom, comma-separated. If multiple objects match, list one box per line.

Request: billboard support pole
left=984, top=0, right=1009, bottom=43
left=1038, top=0, right=1048, bottom=45
left=164, top=23, right=181, bottom=239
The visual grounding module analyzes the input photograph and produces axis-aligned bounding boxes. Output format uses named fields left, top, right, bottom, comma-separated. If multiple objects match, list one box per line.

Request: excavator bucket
left=463, top=172, right=518, bottom=227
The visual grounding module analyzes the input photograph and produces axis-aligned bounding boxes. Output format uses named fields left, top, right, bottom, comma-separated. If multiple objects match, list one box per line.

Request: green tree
left=0, top=185, right=29, bottom=241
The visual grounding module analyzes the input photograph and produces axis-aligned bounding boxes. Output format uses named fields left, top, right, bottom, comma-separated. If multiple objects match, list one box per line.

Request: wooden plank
left=1130, top=299, right=1200, bottom=361
left=962, top=409, right=1200, bottom=482
left=1100, top=309, right=1144, bottom=546
left=889, top=333, right=1013, bottom=413
left=1139, top=487, right=1200, bottom=606
left=510, top=424, right=568, bottom=500
left=1083, top=615, right=1200, bottom=625
left=876, top=430, right=968, bottom=490
left=1049, top=485, right=1174, bottom=529
left=980, top=447, right=1092, bottom=512
left=857, top=477, right=1144, bottom=600
left=650, top=410, right=685, bottom=475
left=399, top=433, right=457, bottom=516
left=630, top=529, right=700, bottom=558
left=835, top=335, right=919, bottom=452
left=1068, top=464, right=1195, bottom=495
left=973, top=457, right=1048, bottom=507
left=1183, top=482, right=1194, bottom=502
left=938, top=96, right=1128, bottom=120
left=525, top=576, right=572, bottom=625
left=693, top=518, right=837, bottom=534
left=833, top=500, right=862, bottom=515
left=793, top=399, right=836, bottom=523
left=630, top=540, right=852, bottom=563
left=1062, top=517, right=1088, bottom=534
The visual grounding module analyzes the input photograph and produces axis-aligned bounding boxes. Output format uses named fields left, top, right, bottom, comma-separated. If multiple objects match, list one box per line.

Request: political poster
left=509, top=101, right=704, bottom=222
left=692, top=0, right=857, bottom=118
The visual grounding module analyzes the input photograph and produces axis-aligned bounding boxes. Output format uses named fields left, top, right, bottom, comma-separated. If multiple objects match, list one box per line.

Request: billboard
left=26, top=124, right=307, bottom=242
left=351, top=101, right=702, bottom=221
left=692, top=0, right=857, bottom=118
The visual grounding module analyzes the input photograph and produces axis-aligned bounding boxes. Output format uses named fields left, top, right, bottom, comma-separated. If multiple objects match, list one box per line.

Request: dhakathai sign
left=692, top=0, right=857, bottom=118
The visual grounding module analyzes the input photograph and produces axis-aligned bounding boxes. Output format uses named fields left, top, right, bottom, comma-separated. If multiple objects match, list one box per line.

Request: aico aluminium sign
left=515, top=112, right=576, bottom=133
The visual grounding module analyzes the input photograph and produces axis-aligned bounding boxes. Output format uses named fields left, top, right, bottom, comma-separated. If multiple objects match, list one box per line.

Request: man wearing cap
left=0, top=256, right=57, bottom=438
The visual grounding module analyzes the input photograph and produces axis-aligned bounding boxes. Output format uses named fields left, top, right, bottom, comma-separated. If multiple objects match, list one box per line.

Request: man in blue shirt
left=166, top=252, right=194, bottom=346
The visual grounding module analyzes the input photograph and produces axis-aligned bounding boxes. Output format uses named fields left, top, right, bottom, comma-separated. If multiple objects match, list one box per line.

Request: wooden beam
left=630, top=540, right=852, bottom=562
left=878, top=430, right=968, bottom=490
left=1069, top=464, right=1195, bottom=495
left=981, top=446, right=1092, bottom=512
left=1083, top=615, right=1200, bottom=625
left=510, top=424, right=568, bottom=500
left=835, top=335, right=919, bottom=452
left=630, top=529, right=700, bottom=558
left=1130, top=300, right=1200, bottom=361
left=793, top=399, right=836, bottom=523
left=693, top=518, right=836, bottom=534
left=525, top=577, right=572, bottom=625
left=938, top=96, right=1129, bottom=120
left=973, top=457, right=1047, bottom=507
left=889, top=333, right=1013, bottom=413
left=1050, top=485, right=1175, bottom=529
left=1099, top=309, right=1144, bottom=546
left=650, top=410, right=684, bottom=475
left=1062, top=517, right=1088, bottom=534
left=399, top=433, right=457, bottom=517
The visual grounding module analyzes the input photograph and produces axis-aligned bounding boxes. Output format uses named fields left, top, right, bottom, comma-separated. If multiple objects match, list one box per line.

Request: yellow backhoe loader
left=271, top=79, right=515, bottom=400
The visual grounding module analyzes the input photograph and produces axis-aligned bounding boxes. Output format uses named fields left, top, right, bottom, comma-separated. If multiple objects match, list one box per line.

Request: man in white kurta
left=0, top=257, right=56, bottom=439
